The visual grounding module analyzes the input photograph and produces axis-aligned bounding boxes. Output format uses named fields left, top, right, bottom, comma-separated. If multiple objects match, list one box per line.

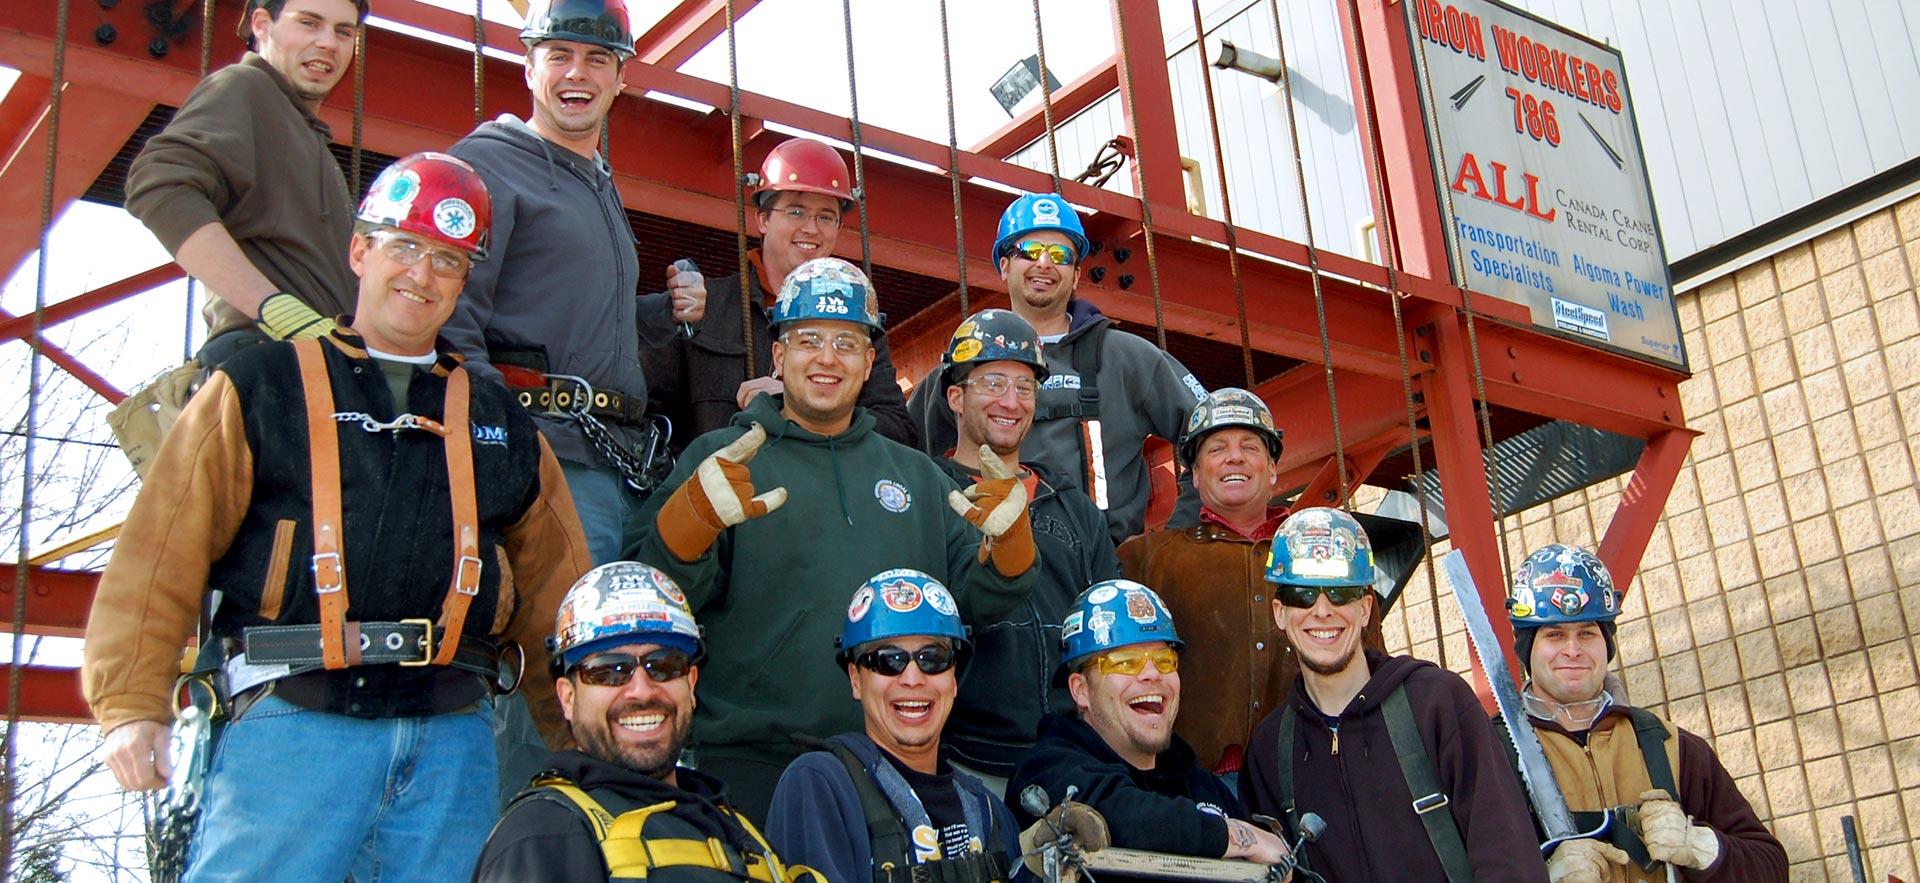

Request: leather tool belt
left=506, top=372, right=648, bottom=425
left=243, top=622, right=505, bottom=681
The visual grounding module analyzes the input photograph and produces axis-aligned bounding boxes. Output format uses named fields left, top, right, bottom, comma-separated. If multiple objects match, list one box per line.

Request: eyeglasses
left=1011, top=240, right=1077, bottom=266
left=1275, top=583, right=1369, bottom=609
left=369, top=231, right=469, bottom=278
left=782, top=329, right=870, bottom=356
left=569, top=648, right=694, bottom=687
left=1087, top=647, right=1181, bottom=677
left=770, top=206, right=843, bottom=229
left=959, top=373, right=1039, bottom=401
left=856, top=644, right=958, bottom=677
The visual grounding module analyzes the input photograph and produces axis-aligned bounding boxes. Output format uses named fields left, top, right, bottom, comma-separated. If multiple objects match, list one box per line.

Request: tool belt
left=243, top=622, right=505, bottom=681
left=505, top=370, right=649, bottom=425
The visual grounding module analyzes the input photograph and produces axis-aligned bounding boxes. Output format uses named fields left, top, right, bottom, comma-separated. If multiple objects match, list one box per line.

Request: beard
left=576, top=700, right=692, bottom=779
left=1298, top=642, right=1361, bottom=677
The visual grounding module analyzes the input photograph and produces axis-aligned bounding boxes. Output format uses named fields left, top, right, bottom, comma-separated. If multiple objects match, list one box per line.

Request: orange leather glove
left=947, top=446, right=1034, bottom=575
left=655, top=423, right=787, bottom=562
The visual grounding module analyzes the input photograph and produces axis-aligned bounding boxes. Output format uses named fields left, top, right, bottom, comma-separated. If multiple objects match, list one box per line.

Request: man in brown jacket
left=84, top=153, right=591, bottom=882
left=1118, top=389, right=1385, bottom=776
left=125, top=0, right=368, bottom=366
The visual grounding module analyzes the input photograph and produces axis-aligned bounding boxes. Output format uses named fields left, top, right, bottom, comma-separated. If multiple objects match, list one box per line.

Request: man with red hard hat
left=84, top=152, right=593, bottom=881
left=644, top=137, right=917, bottom=452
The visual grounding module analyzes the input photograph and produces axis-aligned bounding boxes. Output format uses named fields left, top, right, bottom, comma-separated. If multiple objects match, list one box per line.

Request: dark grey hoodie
left=445, top=115, right=676, bottom=466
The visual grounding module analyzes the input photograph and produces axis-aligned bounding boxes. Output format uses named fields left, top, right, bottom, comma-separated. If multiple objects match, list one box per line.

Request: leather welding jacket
left=1532, top=708, right=1787, bottom=882
left=82, top=329, right=592, bottom=740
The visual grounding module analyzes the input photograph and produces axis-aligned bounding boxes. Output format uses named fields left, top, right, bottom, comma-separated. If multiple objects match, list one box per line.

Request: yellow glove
left=655, top=423, right=788, bottom=561
left=1545, top=837, right=1629, bottom=883
left=947, top=447, right=1034, bottom=575
left=257, top=292, right=337, bottom=340
left=1637, top=789, right=1720, bottom=870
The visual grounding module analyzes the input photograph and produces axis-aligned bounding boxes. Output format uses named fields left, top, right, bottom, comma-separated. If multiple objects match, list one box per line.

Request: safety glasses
left=1012, top=240, right=1078, bottom=266
left=1275, top=583, right=1369, bottom=609
left=570, top=648, right=694, bottom=687
left=856, top=644, right=958, bottom=677
left=1088, top=647, right=1181, bottom=677
left=368, top=230, right=469, bottom=278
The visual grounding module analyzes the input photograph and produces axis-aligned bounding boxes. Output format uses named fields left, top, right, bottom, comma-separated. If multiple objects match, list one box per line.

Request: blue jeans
left=185, top=695, right=497, bottom=883
left=558, top=458, right=647, bottom=566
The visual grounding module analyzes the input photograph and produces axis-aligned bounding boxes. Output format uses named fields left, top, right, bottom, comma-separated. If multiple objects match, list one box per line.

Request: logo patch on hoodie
left=874, top=479, right=911, bottom=513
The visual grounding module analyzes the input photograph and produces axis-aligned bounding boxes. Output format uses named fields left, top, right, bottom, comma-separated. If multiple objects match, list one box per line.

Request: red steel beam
left=0, top=83, right=157, bottom=282
left=0, top=665, right=91, bottom=725
left=1108, top=0, right=1185, bottom=213
left=0, top=263, right=183, bottom=345
left=633, top=0, right=761, bottom=69
left=1341, top=0, right=1451, bottom=281
left=970, top=56, right=1118, bottom=160
left=0, top=73, right=53, bottom=166
left=1597, top=427, right=1696, bottom=596
left=1293, top=438, right=1396, bottom=510
left=0, top=564, right=95, bottom=639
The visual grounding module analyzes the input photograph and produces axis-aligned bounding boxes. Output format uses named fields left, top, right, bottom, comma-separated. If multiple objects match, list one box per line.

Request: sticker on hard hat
left=655, top=578, right=687, bottom=605
left=952, top=339, right=983, bottom=363
left=880, top=579, right=924, bottom=613
left=1031, top=198, right=1062, bottom=224
left=1211, top=405, right=1258, bottom=424
left=1062, top=611, right=1085, bottom=639
left=874, top=479, right=911, bottom=513
left=925, top=585, right=957, bottom=617
left=1286, top=526, right=1356, bottom=578
left=953, top=321, right=978, bottom=340
left=362, top=170, right=421, bottom=222
left=1086, top=584, right=1118, bottom=604
left=1549, top=585, right=1589, bottom=616
left=1088, top=609, right=1116, bottom=645
left=433, top=198, right=477, bottom=240
left=1123, top=588, right=1158, bottom=624
left=847, top=586, right=874, bottom=621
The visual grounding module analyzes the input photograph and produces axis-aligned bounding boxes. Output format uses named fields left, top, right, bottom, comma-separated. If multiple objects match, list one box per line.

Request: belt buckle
left=311, top=552, right=344, bottom=592
left=1412, top=793, right=1450, bottom=815
left=399, top=618, right=436, bottom=666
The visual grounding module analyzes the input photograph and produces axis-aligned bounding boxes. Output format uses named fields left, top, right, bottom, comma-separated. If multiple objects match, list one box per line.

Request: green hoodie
left=631, top=394, right=1035, bottom=767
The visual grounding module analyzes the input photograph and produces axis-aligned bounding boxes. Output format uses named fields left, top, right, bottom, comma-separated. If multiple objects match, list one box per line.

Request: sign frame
left=1400, top=0, right=1689, bottom=373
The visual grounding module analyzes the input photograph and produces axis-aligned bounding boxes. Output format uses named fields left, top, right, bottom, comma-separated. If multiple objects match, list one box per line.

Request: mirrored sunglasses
left=569, top=648, right=694, bottom=687
left=1013, top=240, right=1077, bottom=266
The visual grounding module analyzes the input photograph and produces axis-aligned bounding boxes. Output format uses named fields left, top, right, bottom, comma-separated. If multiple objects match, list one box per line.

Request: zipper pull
left=1331, top=724, right=1341, bottom=756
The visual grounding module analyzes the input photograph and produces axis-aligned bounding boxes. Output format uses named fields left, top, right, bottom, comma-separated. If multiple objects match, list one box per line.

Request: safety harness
left=807, top=739, right=1011, bottom=883
left=516, top=774, right=818, bottom=882
left=233, top=338, right=494, bottom=685
left=1032, top=323, right=1109, bottom=510
left=1509, top=707, right=1678, bottom=871
left=1273, top=684, right=1475, bottom=883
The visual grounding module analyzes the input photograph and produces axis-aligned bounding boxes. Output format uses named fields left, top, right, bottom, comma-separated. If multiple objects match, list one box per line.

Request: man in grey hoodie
left=443, top=0, right=705, bottom=806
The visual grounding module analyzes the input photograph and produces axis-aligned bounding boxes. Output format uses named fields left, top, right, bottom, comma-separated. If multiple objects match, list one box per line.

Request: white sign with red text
left=1403, top=0, right=1685, bottom=369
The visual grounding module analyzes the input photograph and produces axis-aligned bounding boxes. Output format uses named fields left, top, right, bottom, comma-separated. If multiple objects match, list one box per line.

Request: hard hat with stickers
left=836, top=569, right=969, bottom=665
left=356, top=152, right=493, bottom=260
left=1177, top=387, right=1282, bottom=466
left=1507, top=543, right=1619, bottom=626
left=770, top=257, right=886, bottom=335
left=1264, top=506, right=1376, bottom=589
left=993, top=192, right=1090, bottom=261
left=940, top=308, right=1049, bottom=387
left=519, top=0, right=636, bottom=58
left=548, top=561, right=703, bottom=675
left=1058, top=579, right=1183, bottom=679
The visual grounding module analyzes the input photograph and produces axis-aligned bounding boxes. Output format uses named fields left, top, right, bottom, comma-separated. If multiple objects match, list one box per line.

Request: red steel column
left=1598, top=427, right=1696, bottom=596
left=1109, top=0, right=1185, bottom=209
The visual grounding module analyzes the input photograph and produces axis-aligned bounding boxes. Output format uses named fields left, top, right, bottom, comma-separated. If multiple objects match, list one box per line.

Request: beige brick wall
left=1377, top=194, right=1920, bottom=882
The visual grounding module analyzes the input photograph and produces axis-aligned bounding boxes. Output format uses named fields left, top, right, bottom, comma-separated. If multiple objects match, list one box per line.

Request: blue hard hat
left=993, top=193, right=1091, bottom=262
left=770, top=257, right=886, bottom=336
left=548, top=561, right=704, bottom=676
left=1507, top=544, right=1619, bottom=627
left=1265, top=507, right=1376, bottom=588
left=835, top=569, right=970, bottom=665
left=1058, top=579, right=1183, bottom=677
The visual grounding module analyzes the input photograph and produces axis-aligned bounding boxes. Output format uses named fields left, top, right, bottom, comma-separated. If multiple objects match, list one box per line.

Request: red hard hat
left=753, top=138, right=854, bottom=209
left=356, top=152, right=493, bottom=260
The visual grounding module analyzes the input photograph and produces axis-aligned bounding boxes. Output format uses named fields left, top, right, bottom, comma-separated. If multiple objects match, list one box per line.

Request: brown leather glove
left=1545, top=837, right=1629, bottom=883
left=947, top=447, right=1035, bottom=575
left=1018, top=801, right=1109, bottom=876
left=655, top=423, right=787, bottom=561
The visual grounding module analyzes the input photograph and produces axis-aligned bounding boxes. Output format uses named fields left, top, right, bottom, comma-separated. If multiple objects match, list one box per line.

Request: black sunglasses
left=570, top=648, right=694, bottom=687
left=856, top=644, right=958, bottom=677
left=1276, top=583, right=1369, bottom=609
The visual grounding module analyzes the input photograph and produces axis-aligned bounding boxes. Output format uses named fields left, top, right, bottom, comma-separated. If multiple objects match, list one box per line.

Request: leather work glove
left=1018, top=801, right=1108, bottom=876
left=256, top=292, right=337, bottom=340
left=947, top=447, right=1035, bottom=575
left=1636, top=789, right=1720, bottom=870
left=655, top=423, right=788, bottom=561
left=1545, top=837, right=1629, bottom=883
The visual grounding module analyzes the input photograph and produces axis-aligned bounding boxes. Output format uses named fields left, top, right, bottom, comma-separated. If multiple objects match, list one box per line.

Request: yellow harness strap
left=530, top=777, right=824, bottom=882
